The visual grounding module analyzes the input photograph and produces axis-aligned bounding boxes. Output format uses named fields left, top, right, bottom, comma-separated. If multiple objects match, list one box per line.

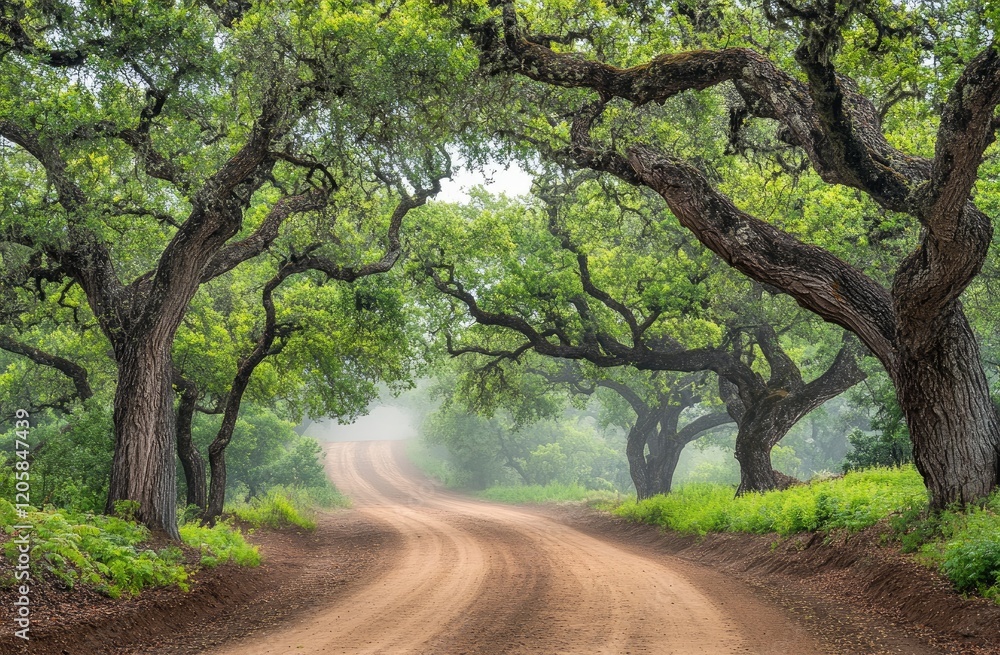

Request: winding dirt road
left=209, top=440, right=830, bottom=655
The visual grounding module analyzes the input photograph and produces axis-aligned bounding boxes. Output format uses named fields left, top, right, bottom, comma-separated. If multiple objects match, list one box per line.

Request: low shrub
left=0, top=499, right=262, bottom=598
left=477, top=482, right=621, bottom=505
left=178, top=521, right=260, bottom=568
left=612, top=466, right=927, bottom=536
left=0, top=499, right=189, bottom=598
left=226, top=484, right=349, bottom=530
left=903, top=492, right=1000, bottom=600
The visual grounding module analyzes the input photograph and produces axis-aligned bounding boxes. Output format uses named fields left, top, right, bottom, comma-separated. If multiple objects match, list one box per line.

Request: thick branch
left=595, top=378, right=650, bottom=415
left=0, top=334, right=92, bottom=401
left=925, top=44, right=1000, bottom=223
left=496, top=2, right=923, bottom=209
left=676, top=411, right=733, bottom=443
left=625, top=145, right=897, bottom=367
left=754, top=322, right=802, bottom=389
left=201, top=187, right=332, bottom=282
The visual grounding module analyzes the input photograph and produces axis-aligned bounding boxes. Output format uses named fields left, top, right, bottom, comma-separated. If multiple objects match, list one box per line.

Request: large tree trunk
left=106, top=338, right=180, bottom=539
left=734, top=420, right=779, bottom=495
left=647, top=436, right=685, bottom=496
left=626, top=424, right=655, bottom=500
left=895, top=310, right=1000, bottom=509
left=733, top=395, right=812, bottom=495
left=627, top=424, right=688, bottom=499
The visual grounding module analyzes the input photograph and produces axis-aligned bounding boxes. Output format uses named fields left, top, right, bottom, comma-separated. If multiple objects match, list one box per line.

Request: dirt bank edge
left=552, top=504, right=1000, bottom=655
left=0, top=511, right=398, bottom=655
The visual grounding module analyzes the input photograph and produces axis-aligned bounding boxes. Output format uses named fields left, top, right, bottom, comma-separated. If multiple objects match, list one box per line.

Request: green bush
left=613, top=465, right=927, bottom=536
left=0, top=403, right=115, bottom=513
left=178, top=522, right=260, bottom=568
left=904, top=492, right=1000, bottom=600
left=0, top=499, right=189, bottom=598
left=843, top=428, right=912, bottom=472
left=942, top=539, right=1000, bottom=595
left=0, top=499, right=262, bottom=598
left=477, top=482, right=620, bottom=505
left=226, top=485, right=348, bottom=530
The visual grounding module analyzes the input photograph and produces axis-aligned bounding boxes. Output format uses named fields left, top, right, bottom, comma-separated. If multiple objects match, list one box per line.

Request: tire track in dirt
left=205, top=440, right=831, bottom=655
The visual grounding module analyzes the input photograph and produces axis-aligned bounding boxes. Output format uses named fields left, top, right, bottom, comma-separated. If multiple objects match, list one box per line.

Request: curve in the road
left=207, top=440, right=829, bottom=655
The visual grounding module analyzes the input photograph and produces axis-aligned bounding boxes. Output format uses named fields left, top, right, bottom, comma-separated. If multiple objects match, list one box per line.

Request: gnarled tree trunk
left=736, top=422, right=785, bottom=496
left=106, top=337, right=180, bottom=539
left=646, top=434, right=686, bottom=497
left=626, top=421, right=656, bottom=500
left=895, top=310, right=1000, bottom=509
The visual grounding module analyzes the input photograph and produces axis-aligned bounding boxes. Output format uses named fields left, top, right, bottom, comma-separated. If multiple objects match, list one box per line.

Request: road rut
left=207, top=440, right=829, bottom=655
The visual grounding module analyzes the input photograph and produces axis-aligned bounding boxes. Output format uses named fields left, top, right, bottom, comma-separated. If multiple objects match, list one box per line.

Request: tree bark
left=626, top=422, right=656, bottom=500
left=625, top=404, right=730, bottom=499
left=205, top=422, right=233, bottom=522
left=733, top=412, right=783, bottom=494
left=105, top=337, right=179, bottom=539
left=174, top=373, right=207, bottom=511
left=894, top=309, right=1000, bottom=509
left=647, top=434, right=685, bottom=497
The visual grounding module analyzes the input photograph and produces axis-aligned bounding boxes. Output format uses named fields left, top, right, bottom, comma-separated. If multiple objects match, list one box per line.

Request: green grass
left=610, top=465, right=1000, bottom=603
left=612, top=466, right=928, bottom=536
left=178, top=521, right=260, bottom=568
left=477, top=482, right=622, bottom=505
left=226, top=484, right=350, bottom=530
left=0, top=498, right=260, bottom=598
left=896, top=492, right=1000, bottom=601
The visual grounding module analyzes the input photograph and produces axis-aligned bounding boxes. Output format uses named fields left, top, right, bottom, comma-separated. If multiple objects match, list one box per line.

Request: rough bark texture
left=894, top=309, right=1000, bottom=507
left=625, top=403, right=730, bottom=500
left=107, top=338, right=179, bottom=539
left=645, top=435, right=686, bottom=498
left=173, top=372, right=207, bottom=511
left=727, top=335, right=867, bottom=494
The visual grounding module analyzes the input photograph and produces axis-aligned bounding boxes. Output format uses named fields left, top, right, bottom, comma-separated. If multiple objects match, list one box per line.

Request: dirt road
left=206, top=440, right=834, bottom=655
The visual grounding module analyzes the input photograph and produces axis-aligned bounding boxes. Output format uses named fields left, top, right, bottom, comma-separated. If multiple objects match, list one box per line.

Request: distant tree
left=843, top=429, right=913, bottom=472
left=421, top=365, right=628, bottom=490
left=417, top=182, right=865, bottom=492
left=533, top=364, right=730, bottom=498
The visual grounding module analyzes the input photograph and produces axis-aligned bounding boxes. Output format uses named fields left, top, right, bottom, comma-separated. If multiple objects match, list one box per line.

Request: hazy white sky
left=304, top=405, right=418, bottom=442
left=437, top=160, right=534, bottom=203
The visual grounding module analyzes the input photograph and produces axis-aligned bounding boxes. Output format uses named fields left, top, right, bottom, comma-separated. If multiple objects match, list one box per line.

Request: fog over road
left=209, top=440, right=829, bottom=655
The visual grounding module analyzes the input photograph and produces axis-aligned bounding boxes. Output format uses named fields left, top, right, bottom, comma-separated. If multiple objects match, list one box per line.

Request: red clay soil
left=0, top=514, right=399, bottom=655
left=552, top=506, right=1000, bottom=655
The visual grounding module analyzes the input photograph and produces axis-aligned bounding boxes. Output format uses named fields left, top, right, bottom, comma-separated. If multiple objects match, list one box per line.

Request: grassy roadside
left=0, top=498, right=257, bottom=598
left=476, top=483, right=622, bottom=505
left=0, top=482, right=351, bottom=598
left=609, top=465, right=1000, bottom=603
left=226, top=483, right=350, bottom=530
left=611, top=466, right=927, bottom=535
left=468, top=466, right=1000, bottom=603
